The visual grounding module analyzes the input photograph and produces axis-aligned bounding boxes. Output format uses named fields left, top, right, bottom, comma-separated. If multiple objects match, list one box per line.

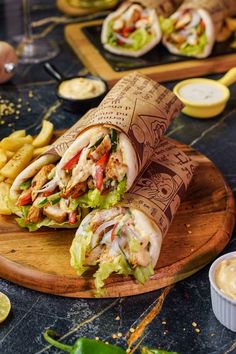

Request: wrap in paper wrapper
left=162, top=0, right=236, bottom=58
left=70, top=138, right=197, bottom=295
left=9, top=72, right=183, bottom=228
left=129, top=0, right=184, bottom=18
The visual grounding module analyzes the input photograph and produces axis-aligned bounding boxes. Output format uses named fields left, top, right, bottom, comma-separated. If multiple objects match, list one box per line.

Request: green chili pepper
left=37, top=198, right=48, bottom=208
left=110, top=129, right=118, bottom=152
left=141, top=346, right=179, bottom=354
left=44, top=330, right=126, bottom=354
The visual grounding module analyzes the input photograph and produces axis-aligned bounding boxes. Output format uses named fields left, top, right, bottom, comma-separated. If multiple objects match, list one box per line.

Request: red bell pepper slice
left=122, top=26, right=134, bottom=37
left=95, top=152, right=110, bottom=190
left=17, top=190, right=32, bottom=206
left=68, top=211, right=78, bottom=224
left=62, top=150, right=82, bottom=171
left=111, top=224, right=118, bottom=241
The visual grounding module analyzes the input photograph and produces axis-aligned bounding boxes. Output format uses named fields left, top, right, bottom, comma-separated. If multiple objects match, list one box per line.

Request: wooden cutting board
left=0, top=140, right=234, bottom=298
left=65, top=21, right=236, bottom=87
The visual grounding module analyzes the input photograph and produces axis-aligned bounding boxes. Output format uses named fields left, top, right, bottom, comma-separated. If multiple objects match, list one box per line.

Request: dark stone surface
left=0, top=1, right=235, bottom=354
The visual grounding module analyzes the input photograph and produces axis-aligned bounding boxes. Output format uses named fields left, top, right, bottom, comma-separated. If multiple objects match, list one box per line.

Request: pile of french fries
left=222, top=17, right=236, bottom=45
left=0, top=120, right=54, bottom=215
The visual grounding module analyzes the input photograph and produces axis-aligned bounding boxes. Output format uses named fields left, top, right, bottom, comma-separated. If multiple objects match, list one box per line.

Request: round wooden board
left=0, top=140, right=235, bottom=298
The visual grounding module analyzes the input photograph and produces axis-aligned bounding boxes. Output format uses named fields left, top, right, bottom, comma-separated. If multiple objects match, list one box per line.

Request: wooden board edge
left=0, top=168, right=234, bottom=298
left=65, top=21, right=236, bottom=86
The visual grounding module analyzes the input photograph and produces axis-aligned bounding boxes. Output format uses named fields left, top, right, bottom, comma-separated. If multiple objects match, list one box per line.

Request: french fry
left=5, top=150, right=15, bottom=159
left=0, top=182, right=11, bottom=215
left=0, top=135, right=33, bottom=151
left=226, top=17, right=236, bottom=32
left=5, top=178, right=14, bottom=185
left=0, top=149, right=7, bottom=169
left=216, top=25, right=232, bottom=42
left=9, top=130, right=26, bottom=138
left=33, top=145, right=50, bottom=158
left=0, top=144, right=34, bottom=180
left=32, top=120, right=54, bottom=148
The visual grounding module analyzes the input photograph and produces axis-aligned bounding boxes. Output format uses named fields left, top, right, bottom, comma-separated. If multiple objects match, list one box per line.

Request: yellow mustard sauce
left=215, top=258, right=236, bottom=300
left=58, top=77, right=106, bottom=100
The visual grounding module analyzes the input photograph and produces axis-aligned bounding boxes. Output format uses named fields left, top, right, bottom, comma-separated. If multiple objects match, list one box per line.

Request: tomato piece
left=111, top=224, right=118, bottom=241
left=122, top=26, right=134, bottom=37
left=17, top=190, right=32, bottom=206
left=62, top=150, right=82, bottom=171
left=68, top=211, right=78, bottom=224
left=95, top=152, right=110, bottom=190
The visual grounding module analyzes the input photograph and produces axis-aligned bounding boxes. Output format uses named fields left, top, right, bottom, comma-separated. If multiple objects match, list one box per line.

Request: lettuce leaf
left=70, top=229, right=93, bottom=275
left=107, top=20, right=154, bottom=51
left=74, top=178, right=127, bottom=209
left=159, top=16, right=175, bottom=35
left=94, top=255, right=132, bottom=297
left=179, top=32, right=207, bottom=56
left=133, top=263, right=154, bottom=284
left=16, top=216, right=80, bottom=232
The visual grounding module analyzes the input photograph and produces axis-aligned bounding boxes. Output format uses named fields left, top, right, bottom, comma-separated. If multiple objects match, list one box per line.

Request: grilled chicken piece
left=90, top=135, right=111, bottom=161
left=26, top=205, right=43, bottom=224
left=169, top=32, right=186, bottom=44
left=175, top=12, right=192, bottom=30
left=85, top=245, right=103, bottom=265
left=43, top=205, right=67, bottom=223
left=31, top=164, right=55, bottom=200
left=61, top=181, right=87, bottom=199
left=105, top=150, right=127, bottom=182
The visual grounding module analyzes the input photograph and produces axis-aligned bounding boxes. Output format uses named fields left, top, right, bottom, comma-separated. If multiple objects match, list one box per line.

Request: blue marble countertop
left=0, top=1, right=235, bottom=354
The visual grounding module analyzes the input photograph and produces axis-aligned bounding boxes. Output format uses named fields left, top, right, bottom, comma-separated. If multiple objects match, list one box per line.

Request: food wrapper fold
left=120, top=138, right=197, bottom=239
left=44, top=72, right=183, bottom=175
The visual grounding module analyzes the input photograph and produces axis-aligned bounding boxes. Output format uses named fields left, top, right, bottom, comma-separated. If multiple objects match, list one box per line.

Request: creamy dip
left=215, top=257, right=236, bottom=300
left=179, top=82, right=224, bottom=104
left=58, top=77, right=106, bottom=100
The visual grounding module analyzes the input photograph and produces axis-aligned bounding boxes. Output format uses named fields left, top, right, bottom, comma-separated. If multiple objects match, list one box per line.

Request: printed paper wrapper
left=120, top=138, right=197, bottom=239
left=45, top=72, right=183, bottom=175
left=129, top=0, right=184, bottom=18
left=181, top=0, right=236, bottom=34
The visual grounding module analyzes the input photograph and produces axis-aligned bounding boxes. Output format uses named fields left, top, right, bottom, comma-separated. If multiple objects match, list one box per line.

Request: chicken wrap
left=10, top=72, right=183, bottom=230
left=101, top=1, right=162, bottom=57
left=161, top=0, right=236, bottom=58
left=70, top=138, right=197, bottom=296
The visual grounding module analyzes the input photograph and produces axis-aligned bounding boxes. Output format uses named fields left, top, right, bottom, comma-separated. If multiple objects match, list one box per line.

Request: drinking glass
left=15, top=0, right=59, bottom=64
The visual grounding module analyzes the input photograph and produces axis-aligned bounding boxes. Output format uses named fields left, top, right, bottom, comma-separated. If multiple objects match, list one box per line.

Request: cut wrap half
left=161, top=0, right=236, bottom=58
left=9, top=154, right=86, bottom=231
left=70, top=207, right=162, bottom=296
left=101, top=2, right=162, bottom=57
left=161, top=7, right=214, bottom=58
left=9, top=126, right=138, bottom=230
left=70, top=138, right=197, bottom=296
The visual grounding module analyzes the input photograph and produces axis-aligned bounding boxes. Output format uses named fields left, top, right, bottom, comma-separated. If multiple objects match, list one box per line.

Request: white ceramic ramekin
left=209, top=251, right=236, bottom=332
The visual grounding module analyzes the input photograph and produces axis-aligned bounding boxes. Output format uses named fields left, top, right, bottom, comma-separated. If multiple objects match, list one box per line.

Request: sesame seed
left=129, top=328, right=135, bottom=333
left=95, top=337, right=99, bottom=341
left=192, top=322, right=197, bottom=327
left=105, top=341, right=109, bottom=345
left=188, top=230, right=192, bottom=234
left=195, top=328, right=200, bottom=333
left=162, top=321, right=167, bottom=325
left=112, top=334, right=117, bottom=339
left=115, top=316, right=120, bottom=320
left=117, top=332, right=122, bottom=338
left=126, top=349, right=131, bottom=353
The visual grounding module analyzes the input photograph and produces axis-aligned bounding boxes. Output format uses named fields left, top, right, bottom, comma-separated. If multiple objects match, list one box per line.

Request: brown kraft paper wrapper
left=45, top=72, right=183, bottom=175
left=120, top=138, right=197, bottom=239
left=181, top=0, right=236, bottom=34
left=129, top=0, right=184, bottom=17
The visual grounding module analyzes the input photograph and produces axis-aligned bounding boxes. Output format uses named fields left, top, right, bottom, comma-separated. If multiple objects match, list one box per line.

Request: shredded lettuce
left=159, top=16, right=175, bottom=35
left=74, top=178, right=127, bottom=209
left=179, top=32, right=207, bottom=56
left=16, top=215, right=80, bottom=232
left=107, top=20, right=154, bottom=51
left=70, top=229, right=94, bottom=275
left=133, top=263, right=154, bottom=284
left=94, top=255, right=132, bottom=297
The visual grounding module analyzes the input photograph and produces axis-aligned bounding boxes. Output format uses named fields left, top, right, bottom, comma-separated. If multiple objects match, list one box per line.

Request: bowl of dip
left=44, top=62, right=108, bottom=113
left=173, top=67, right=236, bottom=118
left=57, top=75, right=108, bottom=112
left=209, top=251, right=236, bottom=332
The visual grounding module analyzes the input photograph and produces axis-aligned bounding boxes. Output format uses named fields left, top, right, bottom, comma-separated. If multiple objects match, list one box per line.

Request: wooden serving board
left=57, top=0, right=117, bottom=16
left=0, top=140, right=235, bottom=298
left=65, top=21, right=236, bottom=86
